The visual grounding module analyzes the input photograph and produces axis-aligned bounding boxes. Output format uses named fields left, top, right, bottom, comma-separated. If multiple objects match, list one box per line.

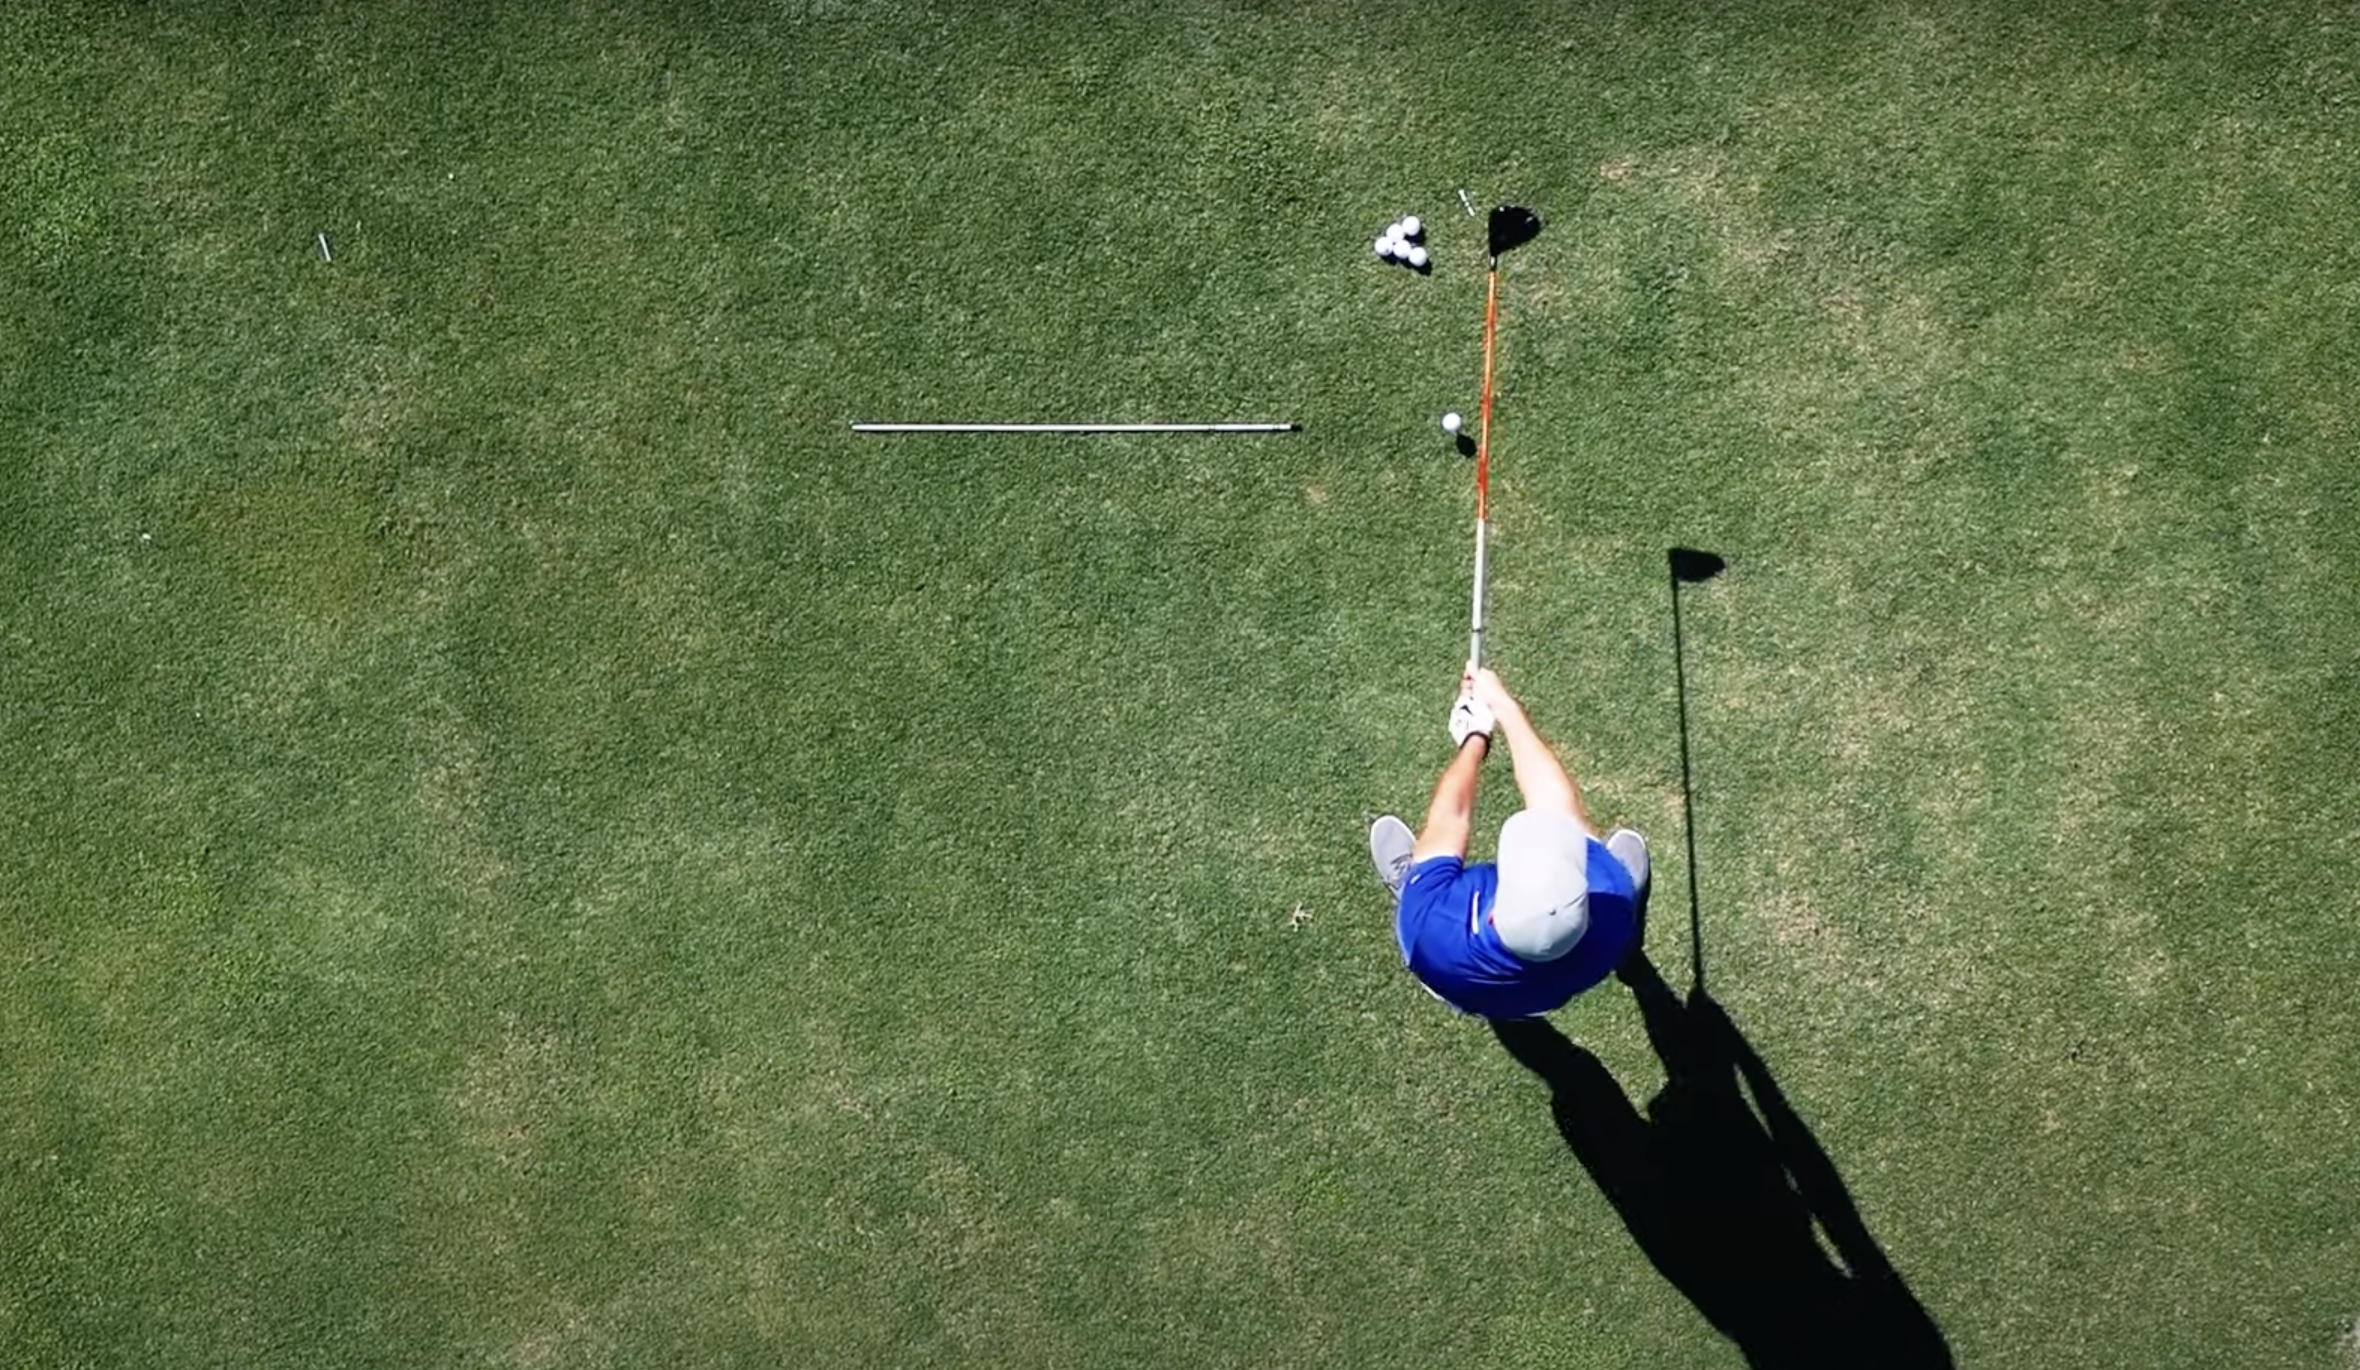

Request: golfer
left=1369, top=668, right=1649, bottom=1020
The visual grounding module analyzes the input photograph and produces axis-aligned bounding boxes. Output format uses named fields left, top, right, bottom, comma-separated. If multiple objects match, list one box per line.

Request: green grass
left=6, top=0, right=2359, bottom=1365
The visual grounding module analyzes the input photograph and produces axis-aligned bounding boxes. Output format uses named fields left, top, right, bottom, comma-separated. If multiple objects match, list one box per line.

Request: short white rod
left=850, top=422, right=1298, bottom=434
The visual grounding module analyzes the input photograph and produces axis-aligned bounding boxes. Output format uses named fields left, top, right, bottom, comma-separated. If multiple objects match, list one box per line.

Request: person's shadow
left=1492, top=961, right=1951, bottom=1366
left=1484, top=549, right=1951, bottom=1366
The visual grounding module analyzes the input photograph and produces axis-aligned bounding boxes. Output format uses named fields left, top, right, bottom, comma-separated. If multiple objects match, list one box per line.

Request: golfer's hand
left=1448, top=693, right=1495, bottom=748
left=1468, top=668, right=1516, bottom=715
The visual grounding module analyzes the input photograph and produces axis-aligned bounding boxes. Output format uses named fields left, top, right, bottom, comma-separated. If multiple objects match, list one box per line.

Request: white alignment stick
left=850, top=422, right=1298, bottom=434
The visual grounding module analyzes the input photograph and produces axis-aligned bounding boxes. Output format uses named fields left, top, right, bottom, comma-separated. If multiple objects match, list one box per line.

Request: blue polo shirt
left=1394, top=846, right=1639, bottom=1020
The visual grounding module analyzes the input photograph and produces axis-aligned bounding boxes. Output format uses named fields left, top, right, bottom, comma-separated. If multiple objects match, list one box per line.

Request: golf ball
left=1442, top=411, right=1463, bottom=434
left=1375, top=235, right=1397, bottom=260
left=1406, top=245, right=1430, bottom=269
left=1402, top=215, right=1423, bottom=239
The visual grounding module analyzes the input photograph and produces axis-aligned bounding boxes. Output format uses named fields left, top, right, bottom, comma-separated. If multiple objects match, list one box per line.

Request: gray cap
left=1491, top=810, right=1592, bottom=962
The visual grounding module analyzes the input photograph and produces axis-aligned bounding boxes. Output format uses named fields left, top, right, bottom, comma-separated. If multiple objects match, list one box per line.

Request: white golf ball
left=1375, top=235, right=1397, bottom=259
left=1406, top=245, right=1430, bottom=269
left=1402, top=215, right=1423, bottom=239
left=1442, top=411, right=1463, bottom=434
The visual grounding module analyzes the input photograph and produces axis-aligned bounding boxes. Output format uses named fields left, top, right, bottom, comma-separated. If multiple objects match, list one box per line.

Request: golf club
left=1466, top=204, right=1544, bottom=672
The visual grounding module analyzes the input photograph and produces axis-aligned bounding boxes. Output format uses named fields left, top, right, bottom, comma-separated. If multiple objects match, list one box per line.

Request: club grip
left=1467, top=518, right=1489, bottom=670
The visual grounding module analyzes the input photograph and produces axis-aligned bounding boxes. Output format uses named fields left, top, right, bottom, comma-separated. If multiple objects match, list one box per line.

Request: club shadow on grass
left=1492, top=962, right=1951, bottom=1368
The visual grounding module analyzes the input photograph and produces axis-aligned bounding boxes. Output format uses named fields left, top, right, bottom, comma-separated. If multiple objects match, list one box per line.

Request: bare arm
left=1471, top=669, right=1592, bottom=833
left=1411, top=734, right=1489, bottom=862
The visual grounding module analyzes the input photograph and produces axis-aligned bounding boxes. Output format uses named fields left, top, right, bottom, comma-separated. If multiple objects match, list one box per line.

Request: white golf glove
left=1448, top=693, right=1495, bottom=748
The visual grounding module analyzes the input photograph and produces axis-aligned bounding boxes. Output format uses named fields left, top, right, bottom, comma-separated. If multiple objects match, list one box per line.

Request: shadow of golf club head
left=1670, top=548, right=1726, bottom=584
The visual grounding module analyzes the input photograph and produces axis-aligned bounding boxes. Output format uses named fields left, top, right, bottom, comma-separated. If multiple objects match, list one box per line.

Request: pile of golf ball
left=1374, top=215, right=1429, bottom=270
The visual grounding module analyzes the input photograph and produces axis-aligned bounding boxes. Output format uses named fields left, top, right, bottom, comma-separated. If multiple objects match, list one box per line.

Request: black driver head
left=1488, top=204, right=1543, bottom=259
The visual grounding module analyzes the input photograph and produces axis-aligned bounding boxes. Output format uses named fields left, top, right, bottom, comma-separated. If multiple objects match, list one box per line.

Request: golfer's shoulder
left=1405, top=853, right=1481, bottom=889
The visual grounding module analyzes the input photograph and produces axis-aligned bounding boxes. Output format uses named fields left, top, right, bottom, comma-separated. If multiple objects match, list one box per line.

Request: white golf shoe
left=1605, top=828, right=1653, bottom=977
left=1369, top=815, right=1415, bottom=897
left=1606, top=828, right=1651, bottom=900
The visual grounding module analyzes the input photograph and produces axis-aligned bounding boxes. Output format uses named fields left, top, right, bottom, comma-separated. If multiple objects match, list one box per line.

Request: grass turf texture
left=5, top=0, right=2358, bottom=1364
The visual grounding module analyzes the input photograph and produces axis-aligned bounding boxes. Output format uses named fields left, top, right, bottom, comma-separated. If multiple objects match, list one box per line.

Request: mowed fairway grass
left=6, top=1, right=2358, bottom=1365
